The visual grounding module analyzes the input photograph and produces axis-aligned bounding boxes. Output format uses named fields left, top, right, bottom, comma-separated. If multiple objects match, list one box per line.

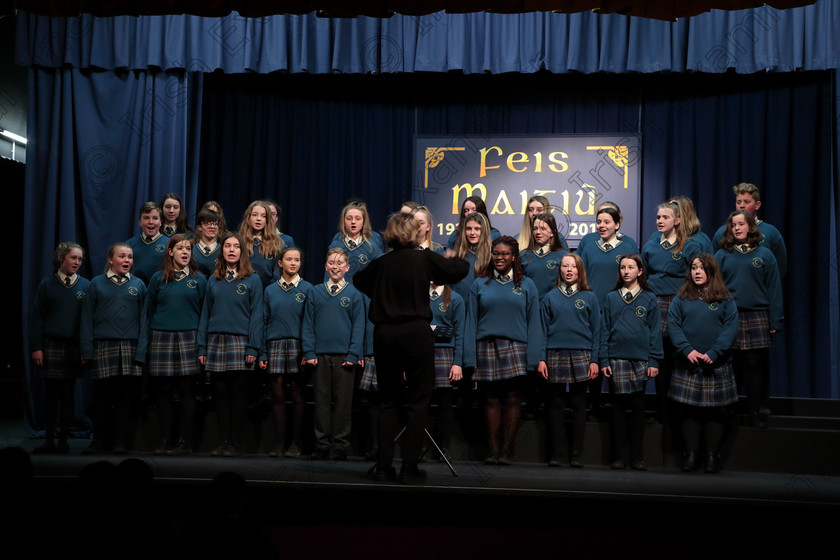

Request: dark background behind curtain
left=199, top=70, right=833, bottom=399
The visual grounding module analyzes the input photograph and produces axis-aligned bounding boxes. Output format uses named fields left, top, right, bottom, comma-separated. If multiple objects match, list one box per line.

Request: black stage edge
left=4, top=408, right=840, bottom=559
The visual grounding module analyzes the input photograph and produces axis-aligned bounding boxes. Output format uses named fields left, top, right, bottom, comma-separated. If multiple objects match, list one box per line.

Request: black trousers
left=374, top=319, right=435, bottom=470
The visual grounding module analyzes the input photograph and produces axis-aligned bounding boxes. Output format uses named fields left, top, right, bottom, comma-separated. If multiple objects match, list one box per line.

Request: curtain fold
left=16, top=2, right=840, bottom=74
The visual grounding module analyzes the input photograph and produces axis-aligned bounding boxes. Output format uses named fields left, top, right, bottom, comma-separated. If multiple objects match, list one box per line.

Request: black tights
left=154, top=376, right=197, bottom=446
left=547, top=382, right=587, bottom=459
left=611, top=391, right=646, bottom=462
left=676, top=402, right=728, bottom=454
left=92, top=376, right=141, bottom=448
left=212, top=372, right=248, bottom=444
left=734, top=349, right=770, bottom=414
left=482, top=380, right=523, bottom=455
left=42, top=378, right=76, bottom=441
left=271, top=375, right=306, bottom=450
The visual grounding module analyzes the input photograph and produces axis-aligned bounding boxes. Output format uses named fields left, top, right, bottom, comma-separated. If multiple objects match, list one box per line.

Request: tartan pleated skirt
left=148, top=330, right=200, bottom=377
left=205, top=333, right=255, bottom=373
left=607, top=358, right=648, bottom=394
left=90, top=339, right=142, bottom=380
left=359, top=356, right=377, bottom=391
left=657, top=294, right=675, bottom=338
left=545, top=349, right=592, bottom=384
left=669, top=361, right=738, bottom=407
left=433, top=347, right=456, bottom=389
left=266, top=338, right=302, bottom=376
left=37, top=337, right=82, bottom=379
left=474, top=338, right=527, bottom=383
left=733, top=309, right=771, bottom=350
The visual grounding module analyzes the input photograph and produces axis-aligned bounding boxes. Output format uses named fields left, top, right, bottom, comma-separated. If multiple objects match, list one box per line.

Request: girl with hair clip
left=537, top=253, right=600, bottom=468
left=516, top=195, right=569, bottom=253
left=259, top=246, right=312, bottom=458
left=519, top=212, right=569, bottom=299
left=429, top=281, right=466, bottom=462
left=198, top=233, right=264, bottom=457
left=80, top=242, right=147, bottom=454
left=160, top=193, right=193, bottom=237
left=412, top=205, right=445, bottom=254
left=445, top=195, right=501, bottom=250
left=139, top=234, right=207, bottom=455
left=264, top=199, right=295, bottom=250
left=448, top=212, right=493, bottom=304
left=599, top=254, right=663, bottom=470
left=29, top=242, right=90, bottom=453
left=714, top=210, right=782, bottom=429
left=193, top=209, right=222, bottom=277
left=327, top=199, right=384, bottom=282
left=641, top=201, right=706, bottom=423
left=667, top=253, right=738, bottom=473
left=578, top=206, right=639, bottom=305
left=464, top=236, right=544, bottom=465
left=200, top=200, right=229, bottom=238
left=238, top=200, right=286, bottom=289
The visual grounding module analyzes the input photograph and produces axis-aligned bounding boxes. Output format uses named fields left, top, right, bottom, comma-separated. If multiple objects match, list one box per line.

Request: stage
left=3, top=415, right=839, bottom=559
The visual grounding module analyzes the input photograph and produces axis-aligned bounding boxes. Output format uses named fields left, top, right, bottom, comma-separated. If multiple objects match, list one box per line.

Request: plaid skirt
left=36, top=337, right=82, bottom=379
left=733, top=310, right=771, bottom=350
left=358, top=356, right=377, bottom=391
left=607, top=358, right=648, bottom=394
left=267, top=338, right=302, bottom=376
left=546, top=349, right=592, bottom=384
left=657, top=295, right=675, bottom=338
left=434, top=347, right=456, bottom=388
left=148, top=330, right=200, bottom=377
left=205, top=333, right=256, bottom=373
left=474, top=338, right=527, bottom=383
left=90, top=339, right=142, bottom=380
left=669, top=361, right=738, bottom=407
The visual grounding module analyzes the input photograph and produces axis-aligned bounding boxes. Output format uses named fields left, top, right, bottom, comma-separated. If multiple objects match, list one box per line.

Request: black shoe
left=399, top=465, right=427, bottom=484
left=210, top=441, right=229, bottom=457
left=363, top=448, right=378, bottom=462
left=497, top=450, right=512, bottom=465
left=630, top=459, right=647, bottom=471
left=484, top=453, right=499, bottom=465
left=267, top=445, right=284, bottom=458
left=310, top=447, right=330, bottom=460
left=681, top=450, right=698, bottom=472
left=548, top=457, right=562, bottom=467
left=704, top=452, right=721, bottom=474
left=330, top=448, right=348, bottom=461
left=168, top=440, right=192, bottom=456
left=370, top=465, right=397, bottom=482
left=154, top=439, right=170, bottom=456
left=284, top=445, right=301, bottom=458
left=569, top=452, right=584, bottom=468
left=610, top=458, right=626, bottom=470
left=83, top=440, right=102, bottom=455
left=56, top=439, right=70, bottom=454
left=222, top=442, right=242, bottom=457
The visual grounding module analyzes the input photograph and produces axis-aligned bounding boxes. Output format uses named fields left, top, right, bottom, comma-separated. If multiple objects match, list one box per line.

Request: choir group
left=29, top=183, right=785, bottom=474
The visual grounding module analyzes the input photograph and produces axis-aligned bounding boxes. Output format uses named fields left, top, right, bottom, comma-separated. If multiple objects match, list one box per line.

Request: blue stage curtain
left=198, top=70, right=832, bottom=398
left=15, top=3, right=840, bottom=74
left=21, top=67, right=203, bottom=434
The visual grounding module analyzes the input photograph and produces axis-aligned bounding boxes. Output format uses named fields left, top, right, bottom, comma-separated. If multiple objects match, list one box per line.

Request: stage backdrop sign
left=412, top=135, right=641, bottom=249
